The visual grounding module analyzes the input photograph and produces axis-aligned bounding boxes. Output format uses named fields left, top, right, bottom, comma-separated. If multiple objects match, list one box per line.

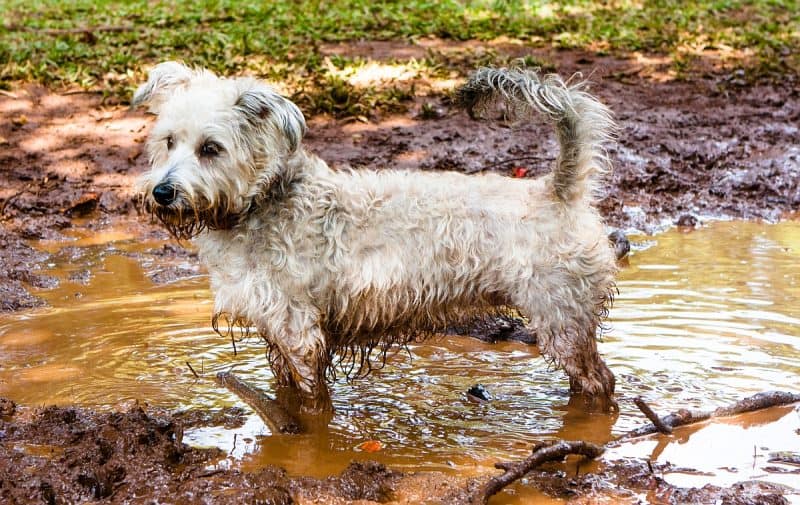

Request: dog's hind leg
left=513, top=276, right=616, bottom=410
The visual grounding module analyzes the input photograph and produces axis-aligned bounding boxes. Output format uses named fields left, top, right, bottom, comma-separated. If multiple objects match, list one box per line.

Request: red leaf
left=358, top=440, right=383, bottom=453
left=512, top=167, right=529, bottom=178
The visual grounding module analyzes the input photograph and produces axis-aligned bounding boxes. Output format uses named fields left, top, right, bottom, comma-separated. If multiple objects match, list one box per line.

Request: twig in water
left=469, top=440, right=604, bottom=505
left=215, top=371, right=301, bottom=434
left=633, top=397, right=672, bottom=434
left=186, top=361, right=200, bottom=379
left=615, top=391, right=800, bottom=443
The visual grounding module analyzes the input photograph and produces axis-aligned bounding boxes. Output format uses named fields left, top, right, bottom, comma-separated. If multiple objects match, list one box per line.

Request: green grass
left=1, top=0, right=798, bottom=115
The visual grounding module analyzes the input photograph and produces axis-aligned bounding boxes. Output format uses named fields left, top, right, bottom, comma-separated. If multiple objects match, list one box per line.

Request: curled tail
left=456, top=66, right=615, bottom=202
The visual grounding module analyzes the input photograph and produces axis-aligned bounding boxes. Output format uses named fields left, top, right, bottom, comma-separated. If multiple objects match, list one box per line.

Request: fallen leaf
left=512, top=167, right=528, bottom=178
left=358, top=440, right=383, bottom=453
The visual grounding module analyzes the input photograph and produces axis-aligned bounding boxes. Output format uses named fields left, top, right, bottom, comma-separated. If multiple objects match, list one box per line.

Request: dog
left=133, top=62, right=618, bottom=412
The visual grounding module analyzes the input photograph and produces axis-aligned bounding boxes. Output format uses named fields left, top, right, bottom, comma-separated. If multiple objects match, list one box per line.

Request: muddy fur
left=134, top=62, right=618, bottom=411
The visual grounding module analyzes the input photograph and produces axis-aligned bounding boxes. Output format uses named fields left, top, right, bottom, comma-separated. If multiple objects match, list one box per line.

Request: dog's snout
left=152, top=183, right=176, bottom=205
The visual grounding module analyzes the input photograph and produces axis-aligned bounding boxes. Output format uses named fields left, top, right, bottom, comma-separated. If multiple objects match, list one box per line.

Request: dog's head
left=132, top=61, right=306, bottom=239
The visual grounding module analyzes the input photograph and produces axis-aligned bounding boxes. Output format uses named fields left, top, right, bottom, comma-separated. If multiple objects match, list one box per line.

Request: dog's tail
left=456, top=66, right=615, bottom=203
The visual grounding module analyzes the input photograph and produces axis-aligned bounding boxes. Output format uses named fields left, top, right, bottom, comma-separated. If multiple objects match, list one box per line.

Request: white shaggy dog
left=133, top=62, right=618, bottom=412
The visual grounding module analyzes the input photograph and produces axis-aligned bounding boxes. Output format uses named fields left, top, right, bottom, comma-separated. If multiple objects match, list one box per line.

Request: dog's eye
left=200, top=141, right=222, bottom=158
left=166, top=135, right=174, bottom=150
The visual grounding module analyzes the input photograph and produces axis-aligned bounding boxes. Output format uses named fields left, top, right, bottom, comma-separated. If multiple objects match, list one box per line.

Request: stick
left=633, top=397, right=672, bottom=434
left=215, top=372, right=301, bottom=434
left=469, top=441, right=604, bottom=505
left=616, top=391, right=800, bottom=442
left=478, top=156, right=543, bottom=172
left=186, top=361, right=200, bottom=379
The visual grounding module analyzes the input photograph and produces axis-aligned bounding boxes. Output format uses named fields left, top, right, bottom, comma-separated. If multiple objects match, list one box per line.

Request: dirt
left=522, top=458, right=793, bottom=505
left=1, top=42, right=799, bottom=503
left=0, top=400, right=399, bottom=504
left=2, top=399, right=794, bottom=504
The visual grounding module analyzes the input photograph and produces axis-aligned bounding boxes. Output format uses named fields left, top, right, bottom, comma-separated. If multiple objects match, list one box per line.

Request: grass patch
left=1, top=0, right=797, bottom=115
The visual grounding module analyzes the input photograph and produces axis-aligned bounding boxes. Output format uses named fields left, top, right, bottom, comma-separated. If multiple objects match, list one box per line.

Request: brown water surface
left=1, top=220, right=798, bottom=501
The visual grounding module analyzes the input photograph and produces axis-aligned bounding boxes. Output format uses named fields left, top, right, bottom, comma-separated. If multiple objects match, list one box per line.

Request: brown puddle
left=1, top=220, right=799, bottom=502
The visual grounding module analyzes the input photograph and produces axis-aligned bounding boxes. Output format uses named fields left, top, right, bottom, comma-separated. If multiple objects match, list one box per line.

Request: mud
left=0, top=401, right=401, bottom=504
left=2, top=400, right=795, bottom=504
left=1, top=42, right=799, bottom=503
left=524, top=458, right=792, bottom=505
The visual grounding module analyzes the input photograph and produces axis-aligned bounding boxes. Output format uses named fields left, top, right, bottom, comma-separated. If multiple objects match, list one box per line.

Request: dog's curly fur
left=134, top=62, right=619, bottom=411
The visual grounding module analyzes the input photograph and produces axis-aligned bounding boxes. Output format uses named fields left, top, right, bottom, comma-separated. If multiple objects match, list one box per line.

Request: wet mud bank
left=2, top=399, right=797, bottom=504
left=0, top=400, right=399, bottom=504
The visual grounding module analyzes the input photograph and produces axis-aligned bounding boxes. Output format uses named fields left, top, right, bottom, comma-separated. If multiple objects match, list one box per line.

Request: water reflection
left=0, top=220, right=798, bottom=489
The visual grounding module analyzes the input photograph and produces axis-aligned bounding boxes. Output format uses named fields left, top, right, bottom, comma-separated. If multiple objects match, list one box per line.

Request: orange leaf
left=512, top=167, right=529, bottom=178
left=358, top=440, right=383, bottom=453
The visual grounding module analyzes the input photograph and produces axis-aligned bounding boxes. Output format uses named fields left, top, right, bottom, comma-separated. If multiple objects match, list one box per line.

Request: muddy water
left=1, top=221, right=798, bottom=498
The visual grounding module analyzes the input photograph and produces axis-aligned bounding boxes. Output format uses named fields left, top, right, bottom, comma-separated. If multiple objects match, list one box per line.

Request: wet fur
left=134, top=62, right=619, bottom=410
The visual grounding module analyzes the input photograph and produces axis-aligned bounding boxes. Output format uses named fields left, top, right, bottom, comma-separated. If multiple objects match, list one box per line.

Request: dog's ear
left=235, top=82, right=307, bottom=153
left=132, top=61, right=194, bottom=113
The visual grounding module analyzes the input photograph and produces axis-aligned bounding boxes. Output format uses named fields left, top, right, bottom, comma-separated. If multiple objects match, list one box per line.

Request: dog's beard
left=144, top=196, right=240, bottom=241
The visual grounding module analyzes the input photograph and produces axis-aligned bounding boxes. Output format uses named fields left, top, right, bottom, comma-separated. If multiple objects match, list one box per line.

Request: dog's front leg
left=268, top=314, right=332, bottom=414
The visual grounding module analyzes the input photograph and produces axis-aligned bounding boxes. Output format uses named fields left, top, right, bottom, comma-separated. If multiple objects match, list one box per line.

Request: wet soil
left=1, top=42, right=799, bottom=503
left=2, top=399, right=796, bottom=504
left=523, top=458, right=793, bottom=505
left=0, top=400, right=400, bottom=504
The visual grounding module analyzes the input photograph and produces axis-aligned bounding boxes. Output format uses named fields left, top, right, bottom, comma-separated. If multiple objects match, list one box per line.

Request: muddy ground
left=1, top=44, right=799, bottom=503
left=1, top=399, right=795, bottom=504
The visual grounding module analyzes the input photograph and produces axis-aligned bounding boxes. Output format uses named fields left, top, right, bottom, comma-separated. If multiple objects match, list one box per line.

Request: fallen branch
left=215, top=372, right=301, bottom=434
left=633, top=397, right=672, bottom=434
left=617, top=391, right=800, bottom=442
left=469, top=440, right=604, bottom=505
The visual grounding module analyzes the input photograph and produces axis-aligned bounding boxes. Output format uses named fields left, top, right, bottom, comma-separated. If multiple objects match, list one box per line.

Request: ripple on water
left=0, top=220, right=798, bottom=490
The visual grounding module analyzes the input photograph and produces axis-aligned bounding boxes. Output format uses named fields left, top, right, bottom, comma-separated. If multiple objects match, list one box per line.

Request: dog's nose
left=152, top=183, right=176, bottom=205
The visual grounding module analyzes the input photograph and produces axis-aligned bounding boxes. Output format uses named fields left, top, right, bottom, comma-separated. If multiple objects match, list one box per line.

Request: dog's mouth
left=142, top=194, right=239, bottom=241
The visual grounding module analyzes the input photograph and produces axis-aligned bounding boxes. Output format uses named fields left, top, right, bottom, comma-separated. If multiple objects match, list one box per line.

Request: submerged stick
left=215, top=372, right=301, bottom=434
left=470, top=440, right=604, bottom=505
left=633, top=397, right=672, bottom=434
left=617, top=391, right=800, bottom=442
